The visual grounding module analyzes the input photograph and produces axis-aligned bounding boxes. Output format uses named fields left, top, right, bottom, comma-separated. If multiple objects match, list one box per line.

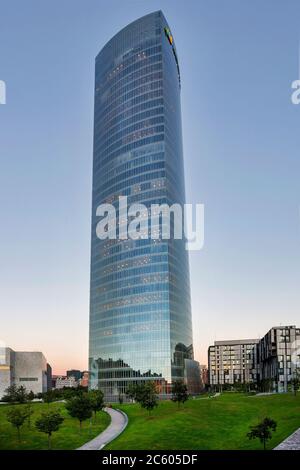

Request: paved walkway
left=77, top=407, right=128, bottom=450
left=274, top=428, right=300, bottom=450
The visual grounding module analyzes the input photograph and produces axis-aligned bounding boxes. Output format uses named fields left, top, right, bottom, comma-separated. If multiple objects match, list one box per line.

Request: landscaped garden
left=0, top=400, right=110, bottom=450
left=107, top=392, right=300, bottom=450
left=1, top=388, right=300, bottom=450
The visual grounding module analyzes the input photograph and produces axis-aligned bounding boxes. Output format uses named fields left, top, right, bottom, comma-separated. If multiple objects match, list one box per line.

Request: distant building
left=208, top=339, right=259, bottom=388
left=184, top=359, right=202, bottom=395
left=54, top=375, right=78, bottom=389
left=208, top=325, right=300, bottom=392
left=66, top=369, right=81, bottom=381
left=0, top=347, right=50, bottom=399
left=47, top=363, right=52, bottom=391
left=80, top=371, right=89, bottom=388
left=199, top=364, right=208, bottom=388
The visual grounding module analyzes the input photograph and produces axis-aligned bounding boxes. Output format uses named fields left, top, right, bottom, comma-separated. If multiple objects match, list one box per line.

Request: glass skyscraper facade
left=89, top=11, right=194, bottom=400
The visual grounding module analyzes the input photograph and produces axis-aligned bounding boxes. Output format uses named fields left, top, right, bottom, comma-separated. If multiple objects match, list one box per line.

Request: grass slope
left=0, top=401, right=110, bottom=450
left=107, top=393, right=300, bottom=450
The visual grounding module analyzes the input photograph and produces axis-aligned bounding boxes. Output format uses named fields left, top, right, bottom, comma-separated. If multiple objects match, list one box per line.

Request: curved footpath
left=77, top=407, right=128, bottom=450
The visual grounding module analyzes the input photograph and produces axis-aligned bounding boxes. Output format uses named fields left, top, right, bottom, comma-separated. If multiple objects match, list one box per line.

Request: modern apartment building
left=0, top=347, right=51, bottom=399
left=89, top=11, right=197, bottom=400
left=208, top=325, right=300, bottom=392
left=208, top=339, right=259, bottom=388
left=257, top=325, right=300, bottom=392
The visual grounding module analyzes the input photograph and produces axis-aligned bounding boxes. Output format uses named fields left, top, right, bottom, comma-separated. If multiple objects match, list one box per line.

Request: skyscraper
left=89, top=11, right=195, bottom=400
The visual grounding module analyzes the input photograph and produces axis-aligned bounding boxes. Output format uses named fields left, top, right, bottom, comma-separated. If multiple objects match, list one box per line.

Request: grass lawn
left=107, top=393, right=300, bottom=450
left=0, top=401, right=110, bottom=450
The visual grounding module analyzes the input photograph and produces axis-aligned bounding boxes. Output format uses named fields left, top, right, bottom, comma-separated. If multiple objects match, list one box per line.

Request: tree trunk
left=79, top=420, right=82, bottom=433
left=263, top=439, right=266, bottom=450
left=48, top=433, right=51, bottom=450
left=17, top=427, right=21, bottom=444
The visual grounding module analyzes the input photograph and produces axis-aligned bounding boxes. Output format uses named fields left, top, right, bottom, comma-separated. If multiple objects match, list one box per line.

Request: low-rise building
left=54, top=375, right=78, bottom=389
left=0, top=346, right=51, bottom=399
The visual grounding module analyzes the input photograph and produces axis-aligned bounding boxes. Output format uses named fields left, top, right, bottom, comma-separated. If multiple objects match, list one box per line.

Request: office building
left=89, top=11, right=195, bottom=400
left=0, top=347, right=50, bottom=399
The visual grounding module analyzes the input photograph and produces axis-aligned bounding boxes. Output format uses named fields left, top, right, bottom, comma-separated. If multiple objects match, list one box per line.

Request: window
left=19, top=377, right=38, bottom=382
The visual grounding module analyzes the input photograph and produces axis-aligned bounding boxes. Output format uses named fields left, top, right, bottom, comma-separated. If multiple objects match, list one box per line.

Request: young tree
left=2, top=384, right=19, bottom=403
left=65, top=394, right=92, bottom=431
left=139, top=382, right=158, bottom=416
left=171, top=381, right=189, bottom=408
left=247, top=417, right=277, bottom=450
left=43, top=390, right=55, bottom=407
left=291, top=371, right=300, bottom=396
left=118, top=391, right=124, bottom=404
left=89, top=390, right=104, bottom=421
left=16, top=386, right=28, bottom=404
left=25, top=390, right=35, bottom=428
left=126, top=383, right=144, bottom=403
left=24, top=403, right=34, bottom=429
left=6, top=408, right=28, bottom=443
left=35, top=411, right=64, bottom=449
left=27, top=390, right=35, bottom=401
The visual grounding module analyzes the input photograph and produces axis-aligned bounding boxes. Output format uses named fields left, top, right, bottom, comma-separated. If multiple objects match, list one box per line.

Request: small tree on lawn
left=118, top=391, right=124, bottom=404
left=89, top=389, right=104, bottom=421
left=35, top=411, right=64, bottom=449
left=16, top=386, right=28, bottom=404
left=25, top=390, right=35, bottom=428
left=247, top=417, right=277, bottom=450
left=65, top=394, right=92, bottom=431
left=27, top=390, right=35, bottom=401
left=291, top=371, right=300, bottom=396
left=172, top=380, right=189, bottom=409
left=6, top=408, right=28, bottom=443
left=139, top=382, right=158, bottom=416
left=126, top=384, right=138, bottom=402
left=25, top=403, right=34, bottom=429
left=43, top=390, right=55, bottom=407
left=126, top=383, right=144, bottom=403
left=2, top=384, right=19, bottom=403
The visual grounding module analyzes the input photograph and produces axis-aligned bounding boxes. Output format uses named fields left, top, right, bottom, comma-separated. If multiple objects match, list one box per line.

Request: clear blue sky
left=1, top=0, right=300, bottom=373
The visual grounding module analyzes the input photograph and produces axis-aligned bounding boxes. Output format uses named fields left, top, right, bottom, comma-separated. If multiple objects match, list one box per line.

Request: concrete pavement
left=274, top=428, right=300, bottom=450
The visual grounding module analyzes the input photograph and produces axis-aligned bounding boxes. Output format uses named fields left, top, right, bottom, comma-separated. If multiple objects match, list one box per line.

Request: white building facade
left=0, top=346, right=50, bottom=399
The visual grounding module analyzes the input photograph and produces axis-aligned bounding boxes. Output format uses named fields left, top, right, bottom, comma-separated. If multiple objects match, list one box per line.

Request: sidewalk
left=274, top=428, right=300, bottom=450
